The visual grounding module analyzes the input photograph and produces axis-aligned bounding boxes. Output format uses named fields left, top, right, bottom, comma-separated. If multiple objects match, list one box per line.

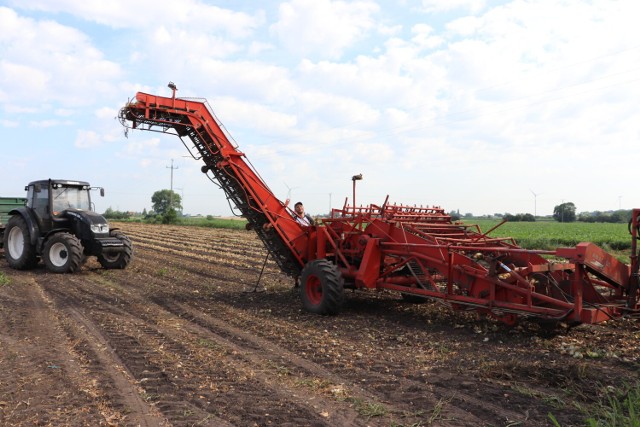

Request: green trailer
left=0, top=197, right=26, bottom=225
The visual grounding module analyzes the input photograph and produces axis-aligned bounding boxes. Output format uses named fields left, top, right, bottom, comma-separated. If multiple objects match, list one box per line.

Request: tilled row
left=119, top=223, right=267, bottom=262
left=43, top=282, right=364, bottom=425
left=0, top=274, right=120, bottom=426
left=102, top=240, right=535, bottom=425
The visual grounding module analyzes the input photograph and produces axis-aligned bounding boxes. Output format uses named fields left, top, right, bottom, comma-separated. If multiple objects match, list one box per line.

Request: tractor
left=0, top=179, right=133, bottom=273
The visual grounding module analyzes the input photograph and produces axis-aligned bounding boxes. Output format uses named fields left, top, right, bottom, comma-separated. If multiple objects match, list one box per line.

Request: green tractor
left=0, top=179, right=133, bottom=273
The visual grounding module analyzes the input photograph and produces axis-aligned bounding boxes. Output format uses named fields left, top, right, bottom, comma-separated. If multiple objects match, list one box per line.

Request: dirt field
left=0, top=222, right=638, bottom=426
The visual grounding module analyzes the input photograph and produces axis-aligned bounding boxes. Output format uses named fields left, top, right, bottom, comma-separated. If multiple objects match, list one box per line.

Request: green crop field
left=173, top=217, right=632, bottom=253
left=465, top=219, right=631, bottom=253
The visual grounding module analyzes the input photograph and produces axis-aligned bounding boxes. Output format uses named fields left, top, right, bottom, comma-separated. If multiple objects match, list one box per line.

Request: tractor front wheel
left=43, top=233, right=83, bottom=273
left=97, top=231, right=133, bottom=269
left=299, top=259, right=344, bottom=315
left=3, top=215, right=38, bottom=270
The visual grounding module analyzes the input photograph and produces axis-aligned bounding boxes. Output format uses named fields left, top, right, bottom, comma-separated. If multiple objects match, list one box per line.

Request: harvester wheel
left=43, top=232, right=83, bottom=273
left=300, top=259, right=344, bottom=315
left=3, top=215, right=38, bottom=270
left=97, top=231, right=133, bottom=269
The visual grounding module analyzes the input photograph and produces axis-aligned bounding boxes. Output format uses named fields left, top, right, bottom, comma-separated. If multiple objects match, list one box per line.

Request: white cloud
left=95, top=107, right=117, bottom=119
left=75, top=130, right=102, bottom=148
left=55, top=108, right=75, bottom=117
left=270, top=0, right=379, bottom=60
left=421, top=0, right=486, bottom=14
left=9, top=0, right=263, bottom=36
left=0, top=7, right=122, bottom=110
left=214, top=97, right=298, bottom=135
left=248, top=41, right=274, bottom=56
left=2, top=1, right=640, bottom=216
left=296, top=90, right=380, bottom=128
left=411, top=24, right=444, bottom=49
left=30, top=119, right=74, bottom=128
left=125, top=137, right=159, bottom=152
left=1, top=119, right=18, bottom=127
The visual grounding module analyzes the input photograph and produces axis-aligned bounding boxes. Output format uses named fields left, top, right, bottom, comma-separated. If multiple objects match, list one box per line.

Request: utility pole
left=167, top=159, right=179, bottom=208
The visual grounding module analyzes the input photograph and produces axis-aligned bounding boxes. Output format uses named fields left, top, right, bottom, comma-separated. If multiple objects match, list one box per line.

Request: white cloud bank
left=0, top=0, right=639, bottom=217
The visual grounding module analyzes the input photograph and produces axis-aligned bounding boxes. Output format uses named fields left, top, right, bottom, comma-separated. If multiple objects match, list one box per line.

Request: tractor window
left=32, top=186, right=48, bottom=219
left=52, top=187, right=90, bottom=213
left=26, top=185, right=35, bottom=208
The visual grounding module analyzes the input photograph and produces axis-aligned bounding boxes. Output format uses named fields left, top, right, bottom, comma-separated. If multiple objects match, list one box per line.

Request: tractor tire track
left=0, top=273, right=118, bottom=425
left=37, top=270, right=369, bottom=426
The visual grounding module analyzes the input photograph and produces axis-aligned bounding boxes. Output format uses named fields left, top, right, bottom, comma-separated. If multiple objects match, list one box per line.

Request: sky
left=1, top=0, right=639, bottom=218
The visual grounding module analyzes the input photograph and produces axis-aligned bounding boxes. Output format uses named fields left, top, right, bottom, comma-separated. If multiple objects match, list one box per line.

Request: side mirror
left=100, top=188, right=105, bottom=197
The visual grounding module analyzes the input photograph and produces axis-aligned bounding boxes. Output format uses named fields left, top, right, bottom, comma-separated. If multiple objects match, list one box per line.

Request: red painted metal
left=119, top=89, right=640, bottom=326
left=305, top=275, right=323, bottom=305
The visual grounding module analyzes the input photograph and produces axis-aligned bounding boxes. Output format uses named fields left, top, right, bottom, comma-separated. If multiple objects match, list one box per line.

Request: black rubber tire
left=97, top=231, right=133, bottom=269
left=43, top=232, right=83, bottom=273
left=299, top=259, right=344, bottom=315
left=3, top=215, right=38, bottom=270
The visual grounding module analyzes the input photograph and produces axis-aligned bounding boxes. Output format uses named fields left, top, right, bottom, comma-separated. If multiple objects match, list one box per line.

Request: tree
left=103, top=207, right=131, bottom=220
left=162, top=208, right=178, bottom=224
left=151, top=190, right=182, bottom=216
left=553, top=202, right=576, bottom=223
left=504, top=213, right=535, bottom=222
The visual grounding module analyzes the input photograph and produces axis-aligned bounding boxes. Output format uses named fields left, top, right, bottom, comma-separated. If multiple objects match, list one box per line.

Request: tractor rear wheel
left=43, top=233, right=83, bottom=273
left=97, top=231, right=133, bottom=269
left=3, top=215, right=38, bottom=270
left=299, top=259, right=344, bottom=315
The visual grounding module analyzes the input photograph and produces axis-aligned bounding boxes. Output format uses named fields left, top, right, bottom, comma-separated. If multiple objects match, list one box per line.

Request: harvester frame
left=119, top=86, right=639, bottom=327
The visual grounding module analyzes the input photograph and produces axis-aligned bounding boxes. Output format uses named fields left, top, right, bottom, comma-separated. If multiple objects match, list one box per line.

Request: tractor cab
left=26, top=179, right=107, bottom=235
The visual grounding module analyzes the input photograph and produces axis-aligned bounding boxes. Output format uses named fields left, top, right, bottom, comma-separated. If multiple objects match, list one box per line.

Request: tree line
left=448, top=202, right=633, bottom=223
left=107, top=192, right=632, bottom=225
left=104, top=189, right=182, bottom=224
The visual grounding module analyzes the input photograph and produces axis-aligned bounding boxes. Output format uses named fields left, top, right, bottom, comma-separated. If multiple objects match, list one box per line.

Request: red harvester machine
left=119, top=86, right=640, bottom=327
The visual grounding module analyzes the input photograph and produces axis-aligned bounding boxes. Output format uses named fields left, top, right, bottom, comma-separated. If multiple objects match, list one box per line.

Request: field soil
left=0, top=222, right=638, bottom=426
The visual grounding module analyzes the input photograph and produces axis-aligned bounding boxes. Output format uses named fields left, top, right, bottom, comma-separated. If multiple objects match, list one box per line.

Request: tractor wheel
left=299, top=259, right=344, bottom=315
left=43, top=233, right=83, bottom=274
left=97, top=231, right=133, bottom=269
left=3, top=215, right=38, bottom=270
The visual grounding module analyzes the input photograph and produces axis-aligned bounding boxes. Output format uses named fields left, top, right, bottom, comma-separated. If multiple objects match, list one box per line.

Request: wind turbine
left=530, top=189, right=540, bottom=217
left=283, top=182, right=299, bottom=202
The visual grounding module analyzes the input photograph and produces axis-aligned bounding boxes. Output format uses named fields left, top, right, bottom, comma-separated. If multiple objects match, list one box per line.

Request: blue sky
left=1, top=0, right=639, bottom=217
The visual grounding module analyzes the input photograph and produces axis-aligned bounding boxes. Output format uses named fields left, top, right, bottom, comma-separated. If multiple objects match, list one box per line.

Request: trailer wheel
left=97, top=231, right=133, bottom=269
left=300, top=259, right=344, bottom=315
left=3, top=215, right=38, bottom=270
left=43, top=233, right=83, bottom=273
